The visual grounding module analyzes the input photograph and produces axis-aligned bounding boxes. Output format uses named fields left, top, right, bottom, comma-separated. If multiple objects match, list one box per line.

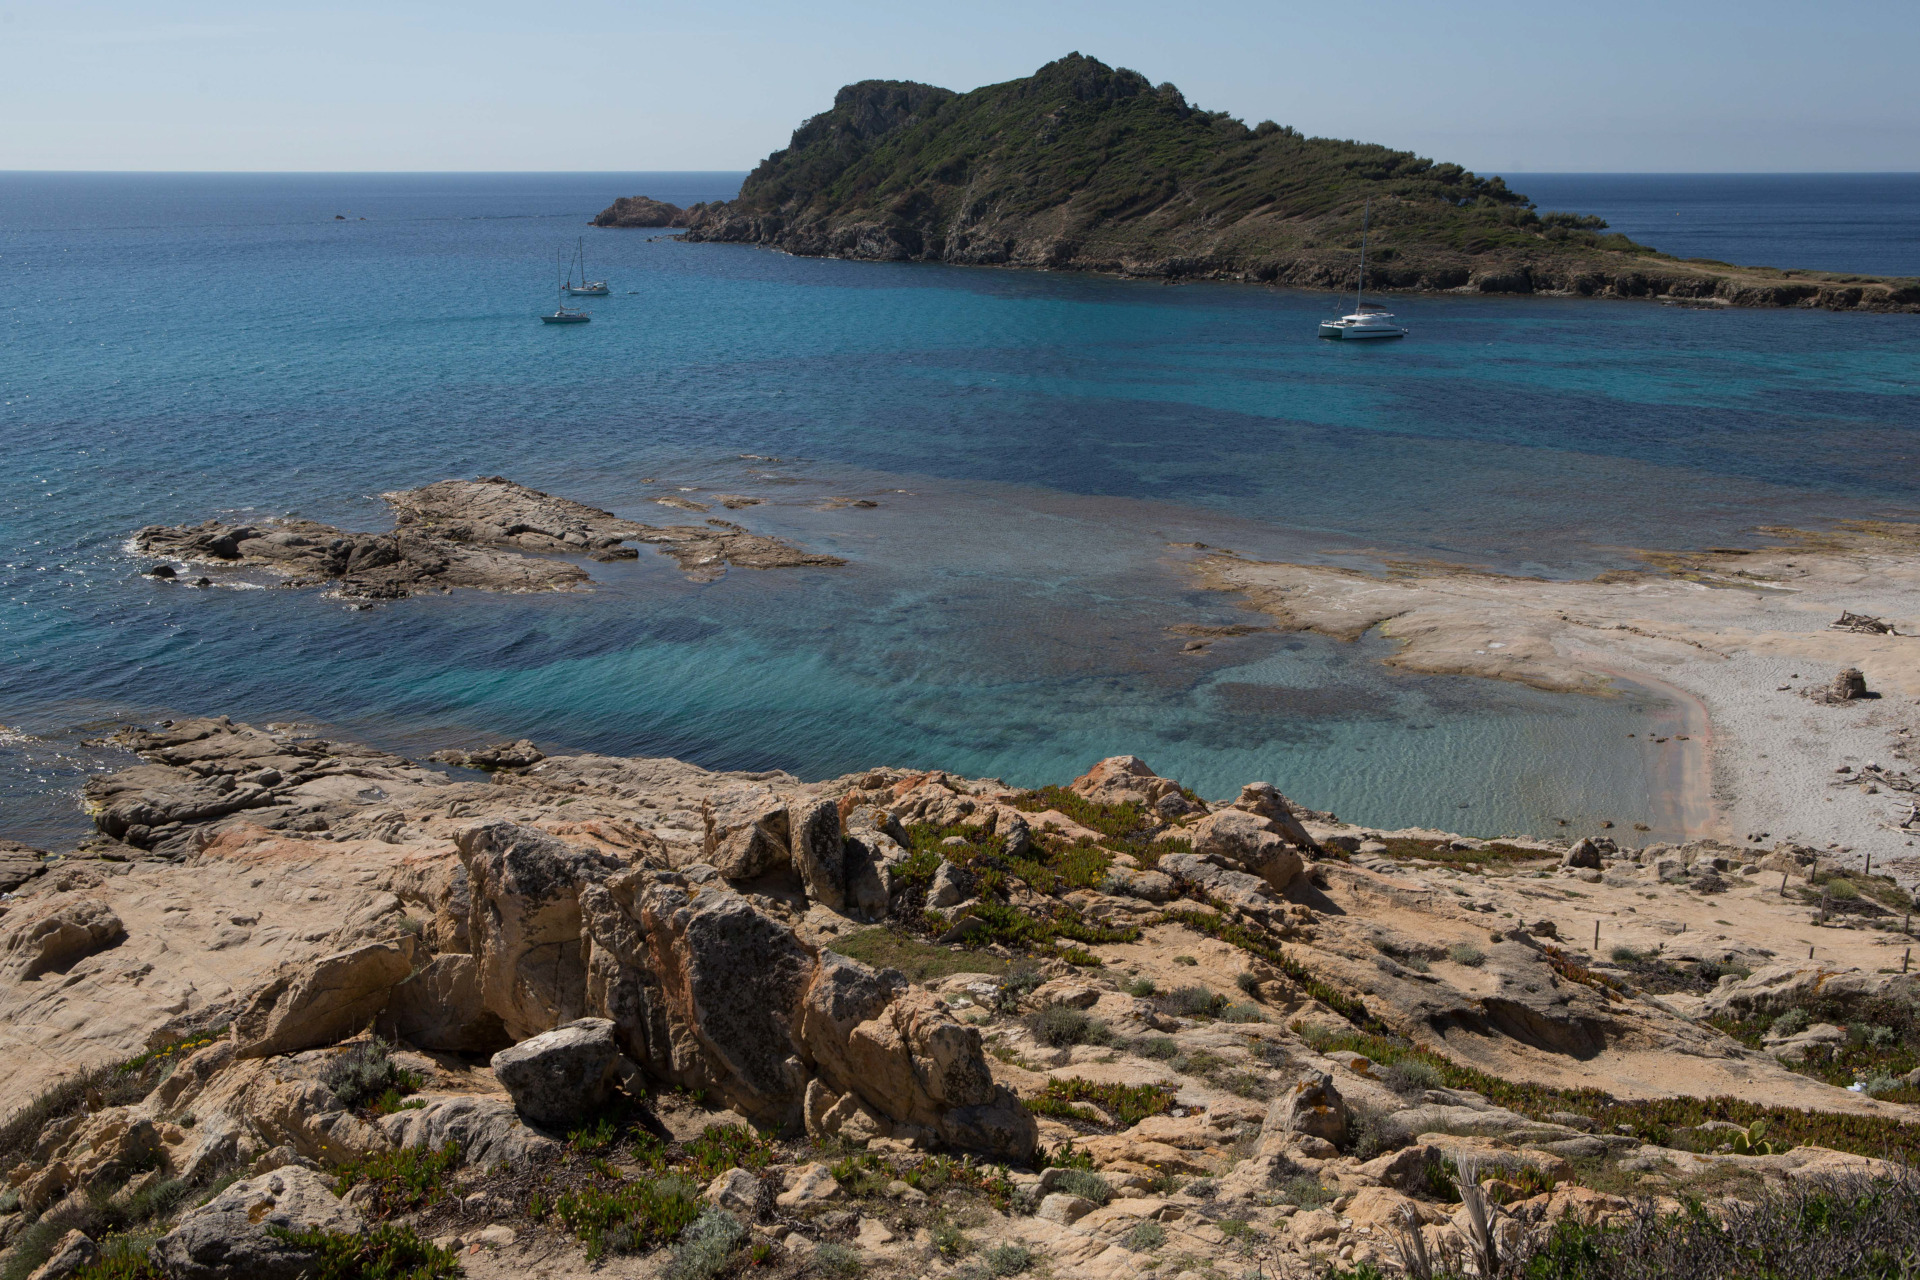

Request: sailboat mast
left=1357, top=197, right=1370, bottom=312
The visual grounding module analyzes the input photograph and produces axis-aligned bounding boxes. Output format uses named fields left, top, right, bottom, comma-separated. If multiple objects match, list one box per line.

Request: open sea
left=2, top=171, right=1917, bottom=847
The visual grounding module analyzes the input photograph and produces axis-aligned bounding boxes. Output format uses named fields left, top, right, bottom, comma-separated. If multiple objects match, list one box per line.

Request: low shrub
left=1219, top=1001, right=1265, bottom=1023
left=1123, top=1220, right=1165, bottom=1252
left=1038, top=1079, right=1177, bottom=1127
left=1383, top=1058, right=1442, bottom=1095
left=812, top=1242, right=862, bottom=1277
left=1125, top=977, right=1158, bottom=997
left=1049, top=1168, right=1112, bottom=1205
left=1234, top=972, right=1262, bottom=995
left=332, top=1142, right=460, bottom=1219
left=1027, top=1005, right=1113, bottom=1048
left=322, top=1037, right=422, bottom=1112
left=1161, top=985, right=1229, bottom=1018
left=555, top=1173, right=702, bottom=1261
left=678, top=1124, right=779, bottom=1182
left=1278, top=1175, right=1333, bottom=1209
left=667, top=1208, right=746, bottom=1280
left=984, top=1241, right=1033, bottom=1274
left=929, top=1216, right=975, bottom=1258
left=265, top=1224, right=459, bottom=1280
left=1132, top=1035, right=1180, bottom=1060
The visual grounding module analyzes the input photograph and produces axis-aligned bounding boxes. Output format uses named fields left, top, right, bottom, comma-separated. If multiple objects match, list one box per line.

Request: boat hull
left=541, top=314, right=591, bottom=324
left=566, top=286, right=610, bottom=296
left=1318, top=322, right=1406, bottom=340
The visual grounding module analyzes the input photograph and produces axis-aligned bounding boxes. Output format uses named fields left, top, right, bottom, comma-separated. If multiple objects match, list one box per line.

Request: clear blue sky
left=5, top=0, right=1916, bottom=173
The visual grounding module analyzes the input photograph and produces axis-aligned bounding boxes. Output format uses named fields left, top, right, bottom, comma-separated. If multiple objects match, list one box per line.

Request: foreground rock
left=132, top=475, right=843, bottom=597
left=156, top=1166, right=364, bottom=1279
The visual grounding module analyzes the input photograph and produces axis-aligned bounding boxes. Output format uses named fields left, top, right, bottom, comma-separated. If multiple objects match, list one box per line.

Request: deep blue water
left=2, top=172, right=1917, bottom=846
left=1506, top=173, right=1920, bottom=278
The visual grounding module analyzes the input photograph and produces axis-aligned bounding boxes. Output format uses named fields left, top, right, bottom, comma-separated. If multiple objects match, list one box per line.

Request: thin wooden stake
left=1594, top=920, right=1601, bottom=951
left=1905, top=948, right=1912, bottom=974
left=1781, top=871, right=1790, bottom=896
left=1810, top=944, right=1816, bottom=959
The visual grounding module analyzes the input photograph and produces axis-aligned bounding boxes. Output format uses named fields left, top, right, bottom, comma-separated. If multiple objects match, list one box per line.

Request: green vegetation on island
left=605, top=54, right=1917, bottom=311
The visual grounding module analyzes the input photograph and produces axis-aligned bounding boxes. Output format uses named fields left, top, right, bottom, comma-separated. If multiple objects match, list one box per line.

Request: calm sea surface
left=2, top=172, right=1916, bottom=845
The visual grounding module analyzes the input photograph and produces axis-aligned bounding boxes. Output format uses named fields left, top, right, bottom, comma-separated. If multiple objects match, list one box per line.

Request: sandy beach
left=1185, top=522, right=1920, bottom=877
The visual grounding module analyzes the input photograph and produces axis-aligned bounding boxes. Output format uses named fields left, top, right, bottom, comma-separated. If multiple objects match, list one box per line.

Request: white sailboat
left=542, top=249, right=591, bottom=324
left=1319, top=198, right=1407, bottom=340
left=564, top=237, right=609, bottom=296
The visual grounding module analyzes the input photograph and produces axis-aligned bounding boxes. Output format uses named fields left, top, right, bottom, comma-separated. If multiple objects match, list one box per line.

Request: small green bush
left=1383, top=1058, right=1442, bottom=1094
left=1278, top=1175, right=1333, bottom=1209
left=322, top=1038, right=422, bottom=1112
left=1772, top=1008, right=1811, bottom=1038
left=332, top=1142, right=459, bottom=1219
left=813, top=1242, right=863, bottom=1277
left=1049, top=1168, right=1112, bottom=1205
left=1124, top=1220, right=1166, bottom=1252
left=1028, top=1005, right=1113, bottom=1047
left=1218, top=1001, right=1265, bottom=1023
left=266, top=1224, right=459, bottom=1280
left=1162, top=985, right=1228, bottom=1018
left=1039, top=1078, right=1177, bottom=1127
left=1234, top=972, right=1262, bottom=995
left=1125, top=977, right=1157, bottom=997
left=556, top=1173, right=702, bottom=1261
left=984, top=1242, right=1033, bottom=1274
left=1132, top=1035, right=1180, bottom=1060
left=667, top=1208, right=746, bottom=1280
left=930, top=1216, right=975, bottom=1258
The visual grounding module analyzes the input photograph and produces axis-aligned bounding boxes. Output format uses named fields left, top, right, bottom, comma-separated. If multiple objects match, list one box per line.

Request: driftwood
left=1832, top=611, right=1898, bottom=634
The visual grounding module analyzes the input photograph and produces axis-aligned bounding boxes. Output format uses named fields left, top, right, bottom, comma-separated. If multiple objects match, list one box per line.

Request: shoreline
left=1187, top=523, right=1920, bottom=876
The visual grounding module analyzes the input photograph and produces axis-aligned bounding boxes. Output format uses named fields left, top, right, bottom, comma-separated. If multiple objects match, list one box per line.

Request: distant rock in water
left=670, top=52, right=1917, bottom=313
left=592, top=195, right=688, bottom=228
left=131, top=476, right=843, bottom=599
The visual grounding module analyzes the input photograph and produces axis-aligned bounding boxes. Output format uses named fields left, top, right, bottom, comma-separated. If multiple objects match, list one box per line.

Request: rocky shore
left=133, top=477, right=844, bottom=599
left=1184, top=521, right=1920, bottom=867
left=0, top=722, right=1915, bottom=1278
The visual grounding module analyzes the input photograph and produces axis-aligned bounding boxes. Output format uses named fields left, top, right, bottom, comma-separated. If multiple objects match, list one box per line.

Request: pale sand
left=1186, top=523, right=1920, bottom=874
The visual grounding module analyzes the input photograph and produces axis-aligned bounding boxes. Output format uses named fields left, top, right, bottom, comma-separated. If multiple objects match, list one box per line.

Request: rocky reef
left=646, top=55, right=1919, bottom=314
left=132, top=476, right=844, bottom=598
left=0, top=724, right=1915, bottom=1279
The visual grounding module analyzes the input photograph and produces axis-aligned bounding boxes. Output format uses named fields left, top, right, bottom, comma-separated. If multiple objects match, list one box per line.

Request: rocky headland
left=1, top=721, right=1916, bottom=1279
left=608, top=55, right=1920, bottom=313
left=132, top=476, right=844, bottom=598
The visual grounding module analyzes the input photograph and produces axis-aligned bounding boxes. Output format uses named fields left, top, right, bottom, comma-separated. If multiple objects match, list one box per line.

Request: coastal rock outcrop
left=132, top=475, right=844, bottom=598
left=592, top=195, right=688, bottom=228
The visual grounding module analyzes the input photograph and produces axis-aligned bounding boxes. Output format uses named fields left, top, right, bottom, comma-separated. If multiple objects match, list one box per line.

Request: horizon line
left=4, top=168, right=1920, bottom=177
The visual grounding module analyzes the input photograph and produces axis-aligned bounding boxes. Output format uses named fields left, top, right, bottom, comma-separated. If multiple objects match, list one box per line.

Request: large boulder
left=25, top=1230, right=97, bottom=1280
left=1229, top=783, right=1319, bottom=850
left=799, top=951, right=1036, bottom=1160
left=1273, top=1071, right=1348, bottom=1146
left=702, top=785, right=791, bottom=880
left=1069, top=756, right=1184, bottom=810
left=377, top=1093, right=561, bottom=1166
left=3, top=899, right=125, bottom=979
left=154, top=1166, right=364, bottom=1280
left=788, top=797, right=846, bottom=909
left=456, top=820, right=624, bottom=1038
left=231, top=942, right=412, bottom=1058
left=638, top=885, right=817, bottom=1124
left=1186, top=810, right=1304, bottom=891
left=490, top=1017, right=622, bottom=1130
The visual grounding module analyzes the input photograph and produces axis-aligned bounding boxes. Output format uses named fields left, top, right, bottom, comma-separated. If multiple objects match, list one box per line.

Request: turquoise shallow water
left=2, top=172, right=1917, bottom=846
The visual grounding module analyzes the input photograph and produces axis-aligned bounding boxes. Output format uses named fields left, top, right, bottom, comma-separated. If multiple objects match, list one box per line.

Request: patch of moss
left=833, top=927, right=1013, bottom=981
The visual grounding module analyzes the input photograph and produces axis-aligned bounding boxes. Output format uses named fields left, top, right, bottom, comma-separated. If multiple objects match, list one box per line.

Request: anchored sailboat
left=542, top=248, right=591, bottom=324
left=564, top=237, right=609, bottom=296
left=1319, top=198, right=1407, bottom=340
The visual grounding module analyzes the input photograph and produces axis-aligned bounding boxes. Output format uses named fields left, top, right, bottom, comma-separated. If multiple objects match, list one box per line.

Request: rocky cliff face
left=647, top=54, right=1918, bottom=313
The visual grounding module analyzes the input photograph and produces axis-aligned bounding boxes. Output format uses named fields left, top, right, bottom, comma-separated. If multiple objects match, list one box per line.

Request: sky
left=4, top=0, right=1917, bottom=173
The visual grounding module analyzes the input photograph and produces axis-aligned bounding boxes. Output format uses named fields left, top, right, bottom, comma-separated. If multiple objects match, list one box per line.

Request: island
left=600, top=54, right=1918, bottom=312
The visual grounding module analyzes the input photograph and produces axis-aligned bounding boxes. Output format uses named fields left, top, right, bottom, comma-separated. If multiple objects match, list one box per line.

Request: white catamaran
left=1319, top=198, right=1407, bottom=340
left=564, top=237, right=609, bottom=296
left=542, top=249, right=591, bottom=324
